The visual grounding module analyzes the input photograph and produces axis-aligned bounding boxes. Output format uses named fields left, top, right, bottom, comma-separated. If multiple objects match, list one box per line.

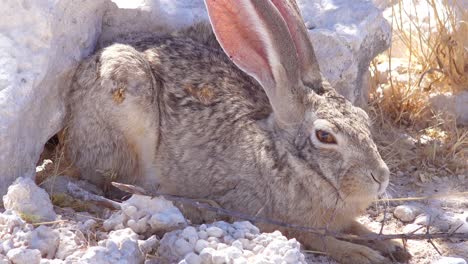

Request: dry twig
left=376, top=191, right=468, bottom=202
left=67, top=182, right=121, bottom=210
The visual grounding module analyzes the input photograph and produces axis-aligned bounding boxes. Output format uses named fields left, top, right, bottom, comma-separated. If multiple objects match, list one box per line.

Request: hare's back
left=136, top=35, right=272, bottom=130
left=135, top=35, right=274, bottom=195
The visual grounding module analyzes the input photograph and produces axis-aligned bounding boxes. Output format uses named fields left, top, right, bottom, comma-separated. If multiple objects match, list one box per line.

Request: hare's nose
left=372, top=165, right=390, bottom=194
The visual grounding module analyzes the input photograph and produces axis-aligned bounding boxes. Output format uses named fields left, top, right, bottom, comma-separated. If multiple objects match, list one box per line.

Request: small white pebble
left=394, top=205, right=418, bottom=222
left=252, top=244, right=264, bottom=253
left=233, top=257, right=247, bottom=264
left=238, top=238, right=252, bottom=250
left=199, top=247, right=215, bottom=263
left=212, top=250, right=228, bottom=264
left=432, top=256, right=467, bottom=264
left=225, top=246, right=243, bottom=259
left=182, top=226, right=199, bottom=245
left=209, top=240, right=218, bottom=249
left=7, top=248, right=41, bottom=264
left=207, top=237, right=220, bottom=243
left=243, top=250, right=254, bottom=258
left=216, top=243, right=228, bottom=250
left=195, top=240, right=209, bottom=253
left=175, top=238, right=194, bottom=256
left=283, top=248, right=300, bottom=263
left=198, top=231, right=208, bottom=240
left=206, top=226, right=224, bottom=238
left=232, top=230, right=245, bottom=239
left=122, top=205, right=138, bottom=217
left=182, top=226, right=199, bottom=239
left=184, top=252, right=202, bottom=264
left=231, top=240, right=243, bottom=250
left=224, top=235, right=234, bottom=244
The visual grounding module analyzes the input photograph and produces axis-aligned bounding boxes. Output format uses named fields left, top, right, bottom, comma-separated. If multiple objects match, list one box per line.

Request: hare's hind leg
left=65, top=44, right=159, bottom=192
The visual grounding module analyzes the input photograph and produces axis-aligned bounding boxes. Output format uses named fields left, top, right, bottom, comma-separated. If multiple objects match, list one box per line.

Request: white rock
left=175, top=238, right=194, bottom=256
left=182, top=226, right=199, bottom=245
left=216, top=243, right=228, bottom=250
left=432, top=256, right=467, bottom=264
left=0, top=210, right=26, bottom=233
left=224, top=246, right=243, bottom=259
left=0, top=0, right=107, bottom=197
left=0, top=255, right=8, bottom=264
left=283, top=248, right=301, bottom=263
left=3, top=177, right=56, bottom=222
left=75, top=228, right=144, bottom=264
left=159, top=221, right=306, bottom=263
left=99, top=0, right=209, bottom=47
left=6, top=248, right=41, bottom=264
left=231, top=240, right=243, bottom=250
left=197, top=231, right=208, bottom=240
left=28, top=225, right=60, bottom=258
left=40, top=260, right=64, bottom=264
left=103, top=194, right=186, bottom=234
left=81, top=219, right=98, bottom=231
left=212, top=251, right=228, bottom=264
left=430, top=91, right=468, bottom=125
left=206, top=227, right=224, bottom=238
left=138, top=235, right=159, bottom=254
left=194, top=240, right=209, bottom=254
left=297, top=0, right=391, bottom=105
left=199, top=247, right=216, bottom=264
left=394, top=205, right=419, bottom=222
left=55, top=228, right=83, bottom=260
left=103, top=212, right=126, bottom=231
left=183, top=252, right=202, bottom=264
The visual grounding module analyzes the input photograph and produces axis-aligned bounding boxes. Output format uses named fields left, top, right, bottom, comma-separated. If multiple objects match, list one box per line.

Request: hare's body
left=69, top=31, right=351, bottom=225
left=65, top=1, right=411, bottom=263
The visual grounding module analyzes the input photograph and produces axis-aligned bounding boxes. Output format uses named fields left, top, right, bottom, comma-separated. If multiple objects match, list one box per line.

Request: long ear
left=270, top=0, right=322, bottom=89
left=204, top=0, right=306, bottom=127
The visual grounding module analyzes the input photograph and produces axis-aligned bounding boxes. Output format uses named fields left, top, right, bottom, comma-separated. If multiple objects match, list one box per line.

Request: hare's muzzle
left=372, top=164, right=390, bottom=195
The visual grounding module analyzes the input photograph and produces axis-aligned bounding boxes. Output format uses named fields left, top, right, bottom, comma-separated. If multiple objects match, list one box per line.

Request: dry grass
left=391, top=0, right=468, bottom=92
left=369, top=0, right=467, bottom=176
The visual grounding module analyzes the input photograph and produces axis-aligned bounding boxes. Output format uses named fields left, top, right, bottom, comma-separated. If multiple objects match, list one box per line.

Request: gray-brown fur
left=63, top=1, right=410, bottom=263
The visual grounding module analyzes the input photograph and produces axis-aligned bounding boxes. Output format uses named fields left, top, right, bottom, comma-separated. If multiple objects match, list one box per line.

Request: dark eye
left=315, top=130, right=337, bottom=144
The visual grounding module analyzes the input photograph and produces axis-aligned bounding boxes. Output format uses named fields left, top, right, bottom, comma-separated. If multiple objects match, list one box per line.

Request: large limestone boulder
left=298, top=0, right=391, bottom=105
left=0, top=0, right=391, bottom=197
left=0, top=0, right=108, bottom=197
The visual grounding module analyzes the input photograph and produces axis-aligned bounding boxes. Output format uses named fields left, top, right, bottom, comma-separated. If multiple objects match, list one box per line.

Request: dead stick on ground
left=111, top=182, right=468, bottom=242
left=32, top=220, right=68, bottom=226
left=375, top=192, right=468, bottom=202
left=67, top=182, right=121, bottom=210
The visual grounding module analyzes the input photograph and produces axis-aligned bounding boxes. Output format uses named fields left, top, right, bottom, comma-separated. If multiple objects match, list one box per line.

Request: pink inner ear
left=205, top=0, right=274, bottom=87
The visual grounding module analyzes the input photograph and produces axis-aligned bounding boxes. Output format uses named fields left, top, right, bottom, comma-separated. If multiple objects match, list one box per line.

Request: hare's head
left=205, top=0, right=389, bottom=206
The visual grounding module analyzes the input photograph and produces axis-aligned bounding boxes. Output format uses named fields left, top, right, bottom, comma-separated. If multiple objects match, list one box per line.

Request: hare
left=64, top=0, right=410, bottom=263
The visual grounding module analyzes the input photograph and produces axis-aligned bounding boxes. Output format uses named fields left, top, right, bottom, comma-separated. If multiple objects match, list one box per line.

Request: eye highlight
left=315, top=130, right=337, bottom=144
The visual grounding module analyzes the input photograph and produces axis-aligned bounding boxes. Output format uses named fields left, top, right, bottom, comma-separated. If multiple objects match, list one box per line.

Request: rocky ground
left=0, top=159, right=467, bottom=264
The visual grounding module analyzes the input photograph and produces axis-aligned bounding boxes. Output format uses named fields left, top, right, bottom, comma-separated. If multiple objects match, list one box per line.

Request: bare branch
left=67, top=182, right=121, bottom=210
left=376, top=192, right=468, bottom=202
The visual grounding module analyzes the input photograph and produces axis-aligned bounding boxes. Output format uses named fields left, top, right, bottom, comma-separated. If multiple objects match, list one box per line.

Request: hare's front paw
left=374, top=239, right=411, bottom=263
left=332, top=243, right=391, bottom=264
